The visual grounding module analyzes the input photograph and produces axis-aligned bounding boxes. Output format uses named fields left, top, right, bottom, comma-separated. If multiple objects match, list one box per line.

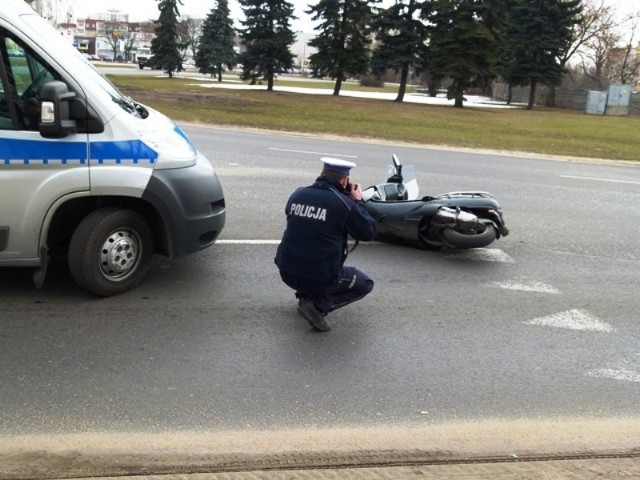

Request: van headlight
left=140, top=125, right=197, bottom=169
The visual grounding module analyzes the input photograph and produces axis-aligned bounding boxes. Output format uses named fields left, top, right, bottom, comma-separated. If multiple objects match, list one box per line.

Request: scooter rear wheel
left=441, top=223, right=497, bottom=249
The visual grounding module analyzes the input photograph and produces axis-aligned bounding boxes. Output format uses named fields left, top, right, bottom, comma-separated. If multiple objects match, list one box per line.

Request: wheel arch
left=44, top=196, right=170, bottom=258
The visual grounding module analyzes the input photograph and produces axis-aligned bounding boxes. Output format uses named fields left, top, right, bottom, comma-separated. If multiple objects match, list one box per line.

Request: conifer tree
left=238, top=0, right=296, bottom=91
left=371, top=0, right=429, bottom=102
left=428, top=0, right=507, bottom=108
left=307, top=0, right=377, bottom=96
left=501, top=0, right=582, bottom=109
left=196, top=0, right=237, bottom=81
left=151, top=0, right=184, bottom=78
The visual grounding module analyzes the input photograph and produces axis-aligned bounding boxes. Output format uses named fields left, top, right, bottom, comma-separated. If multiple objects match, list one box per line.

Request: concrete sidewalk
left=2, top=419, right=639, bottom=480
left=60, top=458, right=640, bottom=480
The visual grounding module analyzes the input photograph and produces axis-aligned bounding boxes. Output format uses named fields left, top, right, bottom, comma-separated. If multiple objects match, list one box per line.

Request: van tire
left=68, top=208, right=153, bottom=296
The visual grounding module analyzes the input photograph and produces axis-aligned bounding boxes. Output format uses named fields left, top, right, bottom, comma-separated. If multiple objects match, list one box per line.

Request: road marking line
left=560, top=175, right=640, bottom=185
left=217, top=240, right=282, bottom=245
left=216, top=240, right=390, bottom=245
left=447, top=248, right=515, bottom=263
left=524, top=309, right=614, bottom=332
left=587, top=368, right=640, bottom=382
left=269, top=148, right=358, bottom=158
left=492, top=280, right=559, bottom=294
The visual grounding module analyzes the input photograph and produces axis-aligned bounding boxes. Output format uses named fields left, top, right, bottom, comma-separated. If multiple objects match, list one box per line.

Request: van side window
left=0, top=70, right=11, bottom=129
left=0, top=29, right=57, bottom=131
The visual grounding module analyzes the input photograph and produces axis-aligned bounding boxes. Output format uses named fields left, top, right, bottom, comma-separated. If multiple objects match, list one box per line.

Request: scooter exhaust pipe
left=433, top=206, right=478, bottom=230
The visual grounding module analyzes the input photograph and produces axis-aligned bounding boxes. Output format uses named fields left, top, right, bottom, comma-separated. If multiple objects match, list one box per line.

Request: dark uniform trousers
left=280, top=266, right=374, bottom=315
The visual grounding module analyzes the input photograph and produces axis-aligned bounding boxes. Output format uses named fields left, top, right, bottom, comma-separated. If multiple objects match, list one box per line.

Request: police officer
left=275, top=158, right=377, bottom=332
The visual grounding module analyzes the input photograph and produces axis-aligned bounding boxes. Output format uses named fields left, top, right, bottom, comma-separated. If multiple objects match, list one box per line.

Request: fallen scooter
left=361, top=155, right=509, bottom=249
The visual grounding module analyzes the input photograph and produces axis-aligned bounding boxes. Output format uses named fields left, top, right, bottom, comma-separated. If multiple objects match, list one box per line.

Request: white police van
left=0, top=0, right=225, bottom=296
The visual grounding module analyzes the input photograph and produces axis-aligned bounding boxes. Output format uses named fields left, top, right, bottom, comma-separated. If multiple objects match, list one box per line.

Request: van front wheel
left=68, top=208, right=153, bottom=296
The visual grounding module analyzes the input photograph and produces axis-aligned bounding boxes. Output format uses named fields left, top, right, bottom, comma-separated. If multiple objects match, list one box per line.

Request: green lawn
left=110, top=75, right=640, bottom=162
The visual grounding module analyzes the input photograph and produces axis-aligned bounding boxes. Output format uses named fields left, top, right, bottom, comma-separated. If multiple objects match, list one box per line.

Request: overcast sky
left=66, top=0, right=639, bottom=34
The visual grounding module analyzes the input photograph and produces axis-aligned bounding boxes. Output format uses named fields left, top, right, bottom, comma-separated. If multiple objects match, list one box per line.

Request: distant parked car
left=99, top=54, right=112, bottom=62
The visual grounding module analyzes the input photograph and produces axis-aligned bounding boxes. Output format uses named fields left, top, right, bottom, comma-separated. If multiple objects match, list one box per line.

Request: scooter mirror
left=391, top=154, right=401, bottom=175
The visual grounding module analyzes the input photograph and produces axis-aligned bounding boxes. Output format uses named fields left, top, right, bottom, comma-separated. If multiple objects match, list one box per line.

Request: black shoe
left=297, top=299, right=330, bottom=332
left=295, top=292, right=309, bottom=304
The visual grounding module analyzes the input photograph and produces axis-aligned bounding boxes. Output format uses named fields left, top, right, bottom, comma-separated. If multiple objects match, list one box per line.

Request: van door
left=0, top=28, right=89, bottom=263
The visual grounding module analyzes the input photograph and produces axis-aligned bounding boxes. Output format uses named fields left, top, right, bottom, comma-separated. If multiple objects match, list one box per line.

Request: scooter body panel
left=365, top=200, right=439, bottom=248
left=361, top=157, right=509, bottom=249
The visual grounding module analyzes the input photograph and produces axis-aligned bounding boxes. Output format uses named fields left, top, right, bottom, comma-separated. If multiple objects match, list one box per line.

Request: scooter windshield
left=400, top=165, right=420, bottom=200
left=362, top=160, right=420, bottom=202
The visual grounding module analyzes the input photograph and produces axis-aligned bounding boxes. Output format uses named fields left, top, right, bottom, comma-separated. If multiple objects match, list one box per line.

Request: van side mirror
left=39, top=81, right=77, bottom=138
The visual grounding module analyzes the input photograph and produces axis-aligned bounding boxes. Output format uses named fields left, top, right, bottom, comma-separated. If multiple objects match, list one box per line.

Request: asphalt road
left=0, top=127, right=639, bottom=476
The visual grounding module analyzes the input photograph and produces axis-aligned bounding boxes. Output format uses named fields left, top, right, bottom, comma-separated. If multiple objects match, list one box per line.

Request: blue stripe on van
left=0, top=138, right=86, bottom=164
left=0, top=138, right=158, bottom=165
left=90, top=140, right=158, bottom=165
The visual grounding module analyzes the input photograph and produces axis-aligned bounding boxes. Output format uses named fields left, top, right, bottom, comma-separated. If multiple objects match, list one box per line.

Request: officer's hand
left=349, top=183, right=363, bottom=201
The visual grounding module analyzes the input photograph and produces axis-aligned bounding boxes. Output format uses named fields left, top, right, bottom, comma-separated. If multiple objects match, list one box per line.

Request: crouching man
left=275, top=158, right=377, bottom=332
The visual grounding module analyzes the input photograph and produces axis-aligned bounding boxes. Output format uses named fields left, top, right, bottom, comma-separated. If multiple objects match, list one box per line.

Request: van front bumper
left=142, top=151, right=225, bottom=257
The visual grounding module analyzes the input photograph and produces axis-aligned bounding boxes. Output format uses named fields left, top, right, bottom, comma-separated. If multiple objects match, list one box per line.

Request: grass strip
left=109, top=75, right=640, bottom=162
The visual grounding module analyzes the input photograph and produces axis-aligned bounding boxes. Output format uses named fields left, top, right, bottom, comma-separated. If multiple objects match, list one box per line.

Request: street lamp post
left=302, top=38, right=306, bottom=76
left=297, top=30, right=307, bottom=76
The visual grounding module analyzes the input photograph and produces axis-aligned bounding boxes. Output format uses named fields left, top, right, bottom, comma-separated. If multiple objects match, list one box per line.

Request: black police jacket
left=275, top=176, right=376, bottom=287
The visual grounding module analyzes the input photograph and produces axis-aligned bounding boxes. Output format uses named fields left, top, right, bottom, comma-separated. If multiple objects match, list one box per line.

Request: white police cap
left=321, top=157, right=356, bottom=175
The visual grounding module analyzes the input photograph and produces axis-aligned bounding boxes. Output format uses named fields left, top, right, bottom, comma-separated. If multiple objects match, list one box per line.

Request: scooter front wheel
left=441, top=223, right=497, bottom=249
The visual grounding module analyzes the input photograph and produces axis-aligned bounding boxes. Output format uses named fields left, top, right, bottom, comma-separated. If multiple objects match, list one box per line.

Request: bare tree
left=576, top=1, right=640, bottom=89
left=100, top=20, right=142, bottom=62
left=581, top=27, right=621, bottom=88
left=178, top=16, right=203, bottom=61
left=575, top=0, right=620, bottom=88
left=102, top=21, right=126, bottom=60
left=614, top=12, right=640, bottom=85
left=569, top=1, right=613, bottom=64
left=122, top=24, right=141, bottom=62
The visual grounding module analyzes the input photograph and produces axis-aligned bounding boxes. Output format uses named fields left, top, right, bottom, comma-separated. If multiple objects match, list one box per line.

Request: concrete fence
left=491, top=83, right=640, bottom=116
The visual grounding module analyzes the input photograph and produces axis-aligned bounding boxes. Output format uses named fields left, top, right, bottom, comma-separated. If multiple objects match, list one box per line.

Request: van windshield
left=21, top=12, right=144, bottom=117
